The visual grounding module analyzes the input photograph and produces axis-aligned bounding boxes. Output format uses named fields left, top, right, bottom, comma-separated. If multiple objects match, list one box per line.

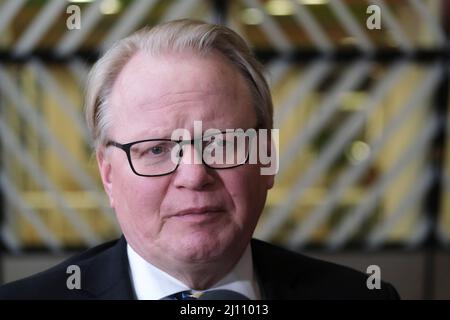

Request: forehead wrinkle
left=111, top=71, right=234, bottom=114
left=133, top=90, right=223, bottom=112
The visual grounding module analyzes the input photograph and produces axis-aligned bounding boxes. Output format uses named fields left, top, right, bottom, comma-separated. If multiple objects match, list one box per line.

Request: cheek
left=222, top=166, right=269, bottom=224
left=110, top=166, right=168, bottom=231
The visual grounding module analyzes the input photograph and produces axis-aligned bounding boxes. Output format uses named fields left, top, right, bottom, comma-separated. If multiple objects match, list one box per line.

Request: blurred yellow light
left=298, top=0, right=329, bottom=5
left=340, top=36, right=357, bottom=46
left=265, top=0, right=294, bottom=16
left=100, top=0, right=121, bottom=15
left=347, top=141, right=371, bottom=164
left=241, top=8, right=264, bottom=25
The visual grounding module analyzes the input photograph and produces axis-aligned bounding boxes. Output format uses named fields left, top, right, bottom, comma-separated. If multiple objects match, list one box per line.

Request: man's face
left=97, top=50, right=274, bottom=267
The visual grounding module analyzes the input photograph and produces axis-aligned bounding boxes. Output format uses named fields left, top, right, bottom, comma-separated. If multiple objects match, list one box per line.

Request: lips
left=172, top=206, right=224, bottom=218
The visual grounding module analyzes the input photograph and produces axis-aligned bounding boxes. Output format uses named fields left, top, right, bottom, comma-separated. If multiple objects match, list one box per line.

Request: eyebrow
left=121, top=124, right=260, bottom=143
left=129, top=130, right=173, bottom=141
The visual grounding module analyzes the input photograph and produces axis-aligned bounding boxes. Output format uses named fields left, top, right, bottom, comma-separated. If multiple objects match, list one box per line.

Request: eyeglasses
left=105, top=130, right=255, bottom=177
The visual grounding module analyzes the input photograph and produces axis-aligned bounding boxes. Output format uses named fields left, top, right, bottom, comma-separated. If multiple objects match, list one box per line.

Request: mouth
left=171, top=206, right=224, bottom=221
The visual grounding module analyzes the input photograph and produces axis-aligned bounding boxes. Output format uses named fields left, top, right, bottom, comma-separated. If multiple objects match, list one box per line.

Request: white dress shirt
left=127, top=243, right=261, bottom=300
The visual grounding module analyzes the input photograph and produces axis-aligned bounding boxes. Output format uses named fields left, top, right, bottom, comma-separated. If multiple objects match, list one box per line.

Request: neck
left=165, top=259, right=237, bottom=290
left=138, top=245, right=247, bottom=290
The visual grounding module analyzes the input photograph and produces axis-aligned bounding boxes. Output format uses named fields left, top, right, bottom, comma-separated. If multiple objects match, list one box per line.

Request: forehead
left=108, top=50, right=256, bottom=140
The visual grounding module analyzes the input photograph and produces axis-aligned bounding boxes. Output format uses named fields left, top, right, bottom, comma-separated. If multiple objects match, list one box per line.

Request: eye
left=150, top=145, right=164, bottom=155
left=137, top=142, right=173, bottom=158
left=215, top=139, right=226, bottom=147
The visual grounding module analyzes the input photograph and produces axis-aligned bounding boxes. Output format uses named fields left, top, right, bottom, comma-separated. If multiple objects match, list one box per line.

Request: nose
left=172, top=143, right=215, bottom=190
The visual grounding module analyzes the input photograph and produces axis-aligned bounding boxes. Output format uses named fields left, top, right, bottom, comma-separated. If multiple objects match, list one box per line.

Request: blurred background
left=0, top=0, right=449, bottom=299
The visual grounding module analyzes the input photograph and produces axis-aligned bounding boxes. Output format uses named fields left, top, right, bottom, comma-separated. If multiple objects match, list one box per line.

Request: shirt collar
left=127, top=243, right=260, bottom=300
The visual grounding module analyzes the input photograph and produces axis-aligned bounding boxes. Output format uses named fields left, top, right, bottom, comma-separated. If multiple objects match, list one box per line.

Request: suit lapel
left=251, top=239, right=300, bottom=300
left=81, top=236, right=135, bottom=299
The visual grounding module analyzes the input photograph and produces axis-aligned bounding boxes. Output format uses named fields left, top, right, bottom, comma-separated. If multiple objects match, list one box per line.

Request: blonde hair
left=84, top=19, right=273, bottom=151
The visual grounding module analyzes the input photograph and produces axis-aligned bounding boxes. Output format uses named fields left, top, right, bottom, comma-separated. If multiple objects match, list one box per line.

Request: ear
left=97, top=149, right=114, bottom=208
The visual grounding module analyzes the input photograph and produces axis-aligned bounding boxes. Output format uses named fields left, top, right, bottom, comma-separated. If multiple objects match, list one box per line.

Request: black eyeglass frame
left=105, top=130, right=256, bottom=177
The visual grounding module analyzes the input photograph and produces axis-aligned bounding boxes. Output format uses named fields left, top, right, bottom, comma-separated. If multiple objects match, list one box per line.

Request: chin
left=171, top=231, right=235, bottom=263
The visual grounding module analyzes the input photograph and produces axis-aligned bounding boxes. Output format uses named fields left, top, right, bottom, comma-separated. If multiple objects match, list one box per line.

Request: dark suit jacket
left=0, top=237, right=400, bottom=299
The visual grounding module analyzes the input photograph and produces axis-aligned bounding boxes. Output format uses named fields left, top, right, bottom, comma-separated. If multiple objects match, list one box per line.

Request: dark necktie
left=165, top=290, right=201, bottom=300
left=163, top=289, right=249, bottom=300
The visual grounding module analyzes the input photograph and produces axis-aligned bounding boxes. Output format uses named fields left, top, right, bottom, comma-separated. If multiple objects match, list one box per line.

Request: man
left=0, top=19, right=399, bottom=300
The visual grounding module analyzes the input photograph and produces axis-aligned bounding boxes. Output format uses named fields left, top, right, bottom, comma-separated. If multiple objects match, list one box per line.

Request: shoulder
left=0, top=238, right=121, bottom=300
left=251, top=239, right=400, bottom=300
